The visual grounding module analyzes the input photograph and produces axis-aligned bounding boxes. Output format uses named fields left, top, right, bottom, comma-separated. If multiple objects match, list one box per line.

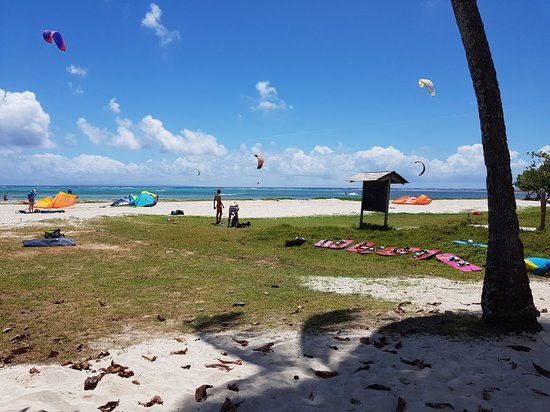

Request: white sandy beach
left=1, top=198, right=549, bottom=411
left=0, top=197, right=540, bottom=228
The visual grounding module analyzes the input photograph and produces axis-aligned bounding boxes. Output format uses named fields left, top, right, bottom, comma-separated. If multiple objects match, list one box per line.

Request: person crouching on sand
left=213, top=189, right=224, bottom=225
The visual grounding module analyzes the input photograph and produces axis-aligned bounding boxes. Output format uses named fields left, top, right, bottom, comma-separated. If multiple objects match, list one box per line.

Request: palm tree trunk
left=451, top=0, right=541, bottom=332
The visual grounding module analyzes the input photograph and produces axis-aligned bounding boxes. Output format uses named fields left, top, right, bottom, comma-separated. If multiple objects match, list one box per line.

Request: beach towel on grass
left=525, top=257, right=550, bottom=276
left=23, top=238, right=76, bottom=247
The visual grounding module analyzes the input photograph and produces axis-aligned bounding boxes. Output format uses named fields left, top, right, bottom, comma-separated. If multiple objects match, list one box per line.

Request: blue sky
left=1, top=0, right=548, bottom=188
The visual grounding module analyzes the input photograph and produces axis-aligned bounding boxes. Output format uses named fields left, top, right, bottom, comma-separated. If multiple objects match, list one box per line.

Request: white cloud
left=109, top=98, right=121, bottom=114
left=0, top=89, right=55, bottom=149
left=540, top=145, right=550, bottom=154
left=66, top=65, right=87, bottom=77
left=139, top=115, right=227, bottom=155
left=252, top=81, right=290, bottom=112
left=142, top=3, right=181, bottom=47
left=77, top=117, right=141, bottom=150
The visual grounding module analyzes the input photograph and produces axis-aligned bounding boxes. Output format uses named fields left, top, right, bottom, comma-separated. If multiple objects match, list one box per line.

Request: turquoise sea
left=0, top=185, right=527, bottom=203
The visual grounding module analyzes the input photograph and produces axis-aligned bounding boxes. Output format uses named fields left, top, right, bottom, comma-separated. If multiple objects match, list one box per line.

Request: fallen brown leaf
left=195, top=384, right=213, bottom=402
left=142, top=355, right=157, bottom=362
left=353, top=365, right=370, bottom=374
left=205, top=363, right=232, bottom=372
left=97, top=351, right=110, bottom=359
left=366, top=384, right=391, bottom=391
left=506, top=345, right=531, bottom=352
left=220, top=396, right=245, bottom=412
left=84, top=373, right=105, bottom=391
left=138, top=395, right=163, bottom=407
left=216, top=358, right=243, bottom=365
left=396, top=397, right=407, bottom=412
left=253, top=342, right=274, bottom=353
left=70, top=361, right=91, bottom=371
left=314, top=370, right=338, bottom=378
left=132, top=380, right=140, bottom=385
left=170, top=348, right=188, bottom=355
left=232, top=338, right=249, bottom=347
left=400, top=357, right=431, bottom=369
left=334, top=336, right=350, bottom=342
left=174, top=337, right=186, bottom=343
left=98, top=400, right=119, bottom=412
left=29, top=367, right=40, bottom=374
left=181, top=364, right=191, bottom=369
left=227, top=383, right=239, bottom=391
left=157, top=314, right=165, bottom=322
left=532, top=361, right=550, bottom=378
left=425, top=402, right=454, bottom=409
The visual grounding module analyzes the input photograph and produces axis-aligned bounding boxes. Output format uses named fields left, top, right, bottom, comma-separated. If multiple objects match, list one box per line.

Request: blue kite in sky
left=43, top=30, right=66, bottom=51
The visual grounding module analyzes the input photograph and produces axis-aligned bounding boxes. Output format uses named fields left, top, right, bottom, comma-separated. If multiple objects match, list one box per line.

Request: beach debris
left=9, top=333, right=27, bottom=343
left=327, top=345, right=338, bottom=350
left=97, top=350, right=110, bottom=359
left=532, top=361, right=550, bottom=378
left=350, top=398, right=361, bottom=404
left=11, top=345, right=32, bottom=355
left=232, top=337, right=249, bottom=347
left=100, top=360, right=134, bottom=378
left=221, top=396, right=245, bottom=412
left=506, top=345, right=531, bottom=352
left=425, top=402, right=454, bottom=409
left=396, top=397, right=407, bottom=412
left=142, top=355, right=157, bottom=362
left=294, top=375, right=299, bottom=380
left=2, top=327, right=14, bottom=333
left=366, top=384, right=391, bottom=391
left=138, top=395, right=164, bottom=407
left=170, top=348, right=188, bottom=355
left=132, top=380, right=140, bottom=385
left=291, top=305, right=304, bottom=314
left=271, top=284, right=280, bottom=288
left=205, top=363, right=233, bottom=372
left=217, top=358, right=243, bottom=365
left=84, top=373, right=105, bottom=390
left=334, top=336, right=350, bottom=342
left=373, top=337, right=389, bottom=348
left=29, top=367, right=40, bottom=374
left=532, top=388, right=549, bottom=397
left=195, top=384, right=213, bottom=402
left=353, top=364, right=370, bottom=374
left=181, top=364, right=191, bottom=369
left=227, top=383, right=240, bottom=391
left=253, top=342, right=274, bottom=353
left=400, top=357, right=431, bottom=369
left=157, top=314, right=166, bottom=322
left=70, top=361, right=91, bottom=371
left=427, top=302, right=442, bottom=306
left=98, top=400, right=119, bottom=412
left=359, top=337, right=371, bottom=345
left=314, top=370, right=338, bottom=378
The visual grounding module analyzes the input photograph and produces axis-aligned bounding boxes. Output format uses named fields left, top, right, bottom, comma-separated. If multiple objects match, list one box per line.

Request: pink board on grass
left=328, top=239, right=354, bottom=249
left=314, top=239, right=333, bottom=248
left=411, top=249, right=441, bottom=260
left=376, top=247, right=422, bottom=256
left=435, top=253, right=482, bottom=272
left=346, top=241, right=376, bottom=252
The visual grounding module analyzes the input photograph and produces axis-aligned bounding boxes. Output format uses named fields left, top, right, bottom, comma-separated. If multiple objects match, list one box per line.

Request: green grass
left=0, top=208, right=547, bottom=364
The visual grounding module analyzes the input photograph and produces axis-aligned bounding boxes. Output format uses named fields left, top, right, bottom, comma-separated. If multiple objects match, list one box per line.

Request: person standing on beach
left=27, top=189, right=37, bottom=213
left=213, top=189, right=224, bottom=224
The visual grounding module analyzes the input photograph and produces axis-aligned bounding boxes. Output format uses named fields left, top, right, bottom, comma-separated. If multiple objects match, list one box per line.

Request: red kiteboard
left=314, top=239, right=333, bottom=248
left=328, top=239, right=354, bottom=249
left=411, top=249, right=441, bottom=260
left=346, top=241, right=376, bottom=252
left=376, top=247, right=422, bottom=256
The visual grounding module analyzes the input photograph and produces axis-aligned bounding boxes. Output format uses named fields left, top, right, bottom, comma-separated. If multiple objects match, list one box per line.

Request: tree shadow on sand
left=179, top=311, right=549, bottom=411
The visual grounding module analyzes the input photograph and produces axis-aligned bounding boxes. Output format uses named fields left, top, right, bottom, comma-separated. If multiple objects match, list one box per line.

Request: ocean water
left=0, top=185, right=527, bottom=203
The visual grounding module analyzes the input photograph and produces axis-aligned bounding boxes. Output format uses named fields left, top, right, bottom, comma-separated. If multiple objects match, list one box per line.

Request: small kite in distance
left=254, top=154, right=264, bottom=170
left=43, top=30, right=66, bottom=51
left=415, top=160, right=426, bottom=176
left=418, top=79, right=435, bottom=96
left=194, top=169, right=201, bottom=176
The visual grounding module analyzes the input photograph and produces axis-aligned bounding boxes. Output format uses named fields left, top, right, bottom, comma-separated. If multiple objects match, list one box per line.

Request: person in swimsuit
left=213, top=189, right=224, bottom=224
left=27, top=189, right=37, bottom=213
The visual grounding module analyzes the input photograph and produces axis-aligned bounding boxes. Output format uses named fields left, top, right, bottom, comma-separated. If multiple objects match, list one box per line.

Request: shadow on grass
left=359, top=222, right=392, bottom=231
left=302, top=309, right=362, bottom=333
left=192, top=311, right=244, bottom=333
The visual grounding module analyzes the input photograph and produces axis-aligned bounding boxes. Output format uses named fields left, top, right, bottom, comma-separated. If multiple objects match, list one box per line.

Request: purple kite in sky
left=43, top=30, right=66, bottom=51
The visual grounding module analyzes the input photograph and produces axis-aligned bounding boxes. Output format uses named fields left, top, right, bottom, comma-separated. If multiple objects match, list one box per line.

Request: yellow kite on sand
left=34, top=192, right=78, bottom=209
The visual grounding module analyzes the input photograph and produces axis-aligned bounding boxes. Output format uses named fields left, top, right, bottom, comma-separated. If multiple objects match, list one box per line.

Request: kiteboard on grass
left=359, top=245, right=387, bottom=255
left=314, top=239, right=333, bottom=248
left=328, top=239, right=354, bottom=249
left=435, top=253, right=482, bottom=272
left=411, top=249, right=441, bottom=260
left=346, top=241, right=377, bottom=252
left=376, top=247, right=422, bottom=256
